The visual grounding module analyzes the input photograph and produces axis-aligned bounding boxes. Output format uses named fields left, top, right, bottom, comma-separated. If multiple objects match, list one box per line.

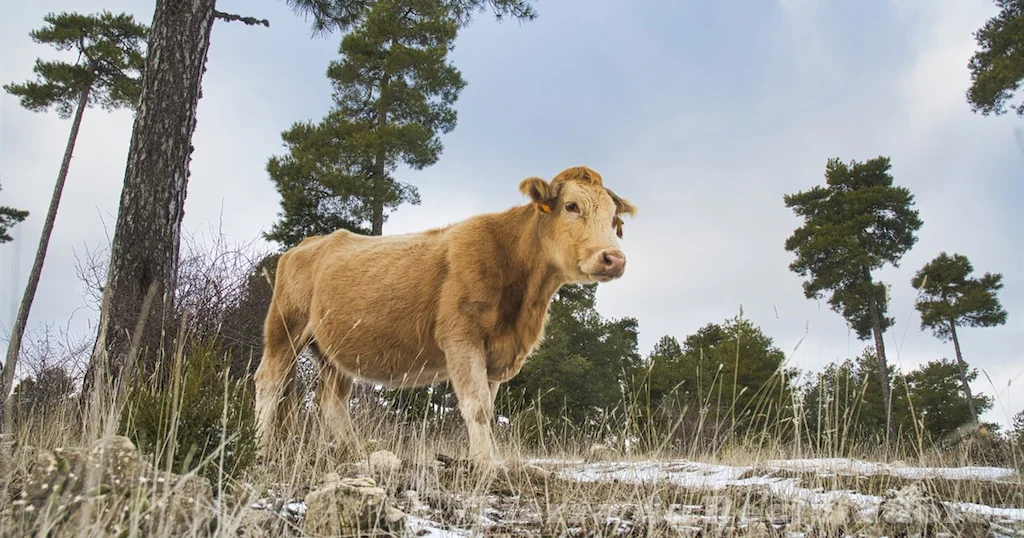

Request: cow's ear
left=519, top=177, right=556, bottom=213
left=607, top=188, right=637, bottom=217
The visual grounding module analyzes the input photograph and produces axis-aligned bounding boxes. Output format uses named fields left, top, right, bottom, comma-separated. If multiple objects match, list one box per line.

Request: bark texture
left=868, top=293, right=895, bottom=446
left=84, top=0, right=218, bottom=398
left=949, top=322, right=978, bottom=422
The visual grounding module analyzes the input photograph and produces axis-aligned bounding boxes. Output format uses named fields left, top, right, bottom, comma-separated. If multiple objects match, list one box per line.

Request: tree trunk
left=948, top=321, right=978, bottom=423
left=82, top=0, right=219, bottom=401
left=867, top=291, right=895, bottom=448
left=370, top=73, right=389, bottom=236
left=1, top=83, right=92, bottom=431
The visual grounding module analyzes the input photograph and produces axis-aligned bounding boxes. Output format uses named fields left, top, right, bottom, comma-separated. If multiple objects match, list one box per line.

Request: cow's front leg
left=444, top=340, right=497, bottom=467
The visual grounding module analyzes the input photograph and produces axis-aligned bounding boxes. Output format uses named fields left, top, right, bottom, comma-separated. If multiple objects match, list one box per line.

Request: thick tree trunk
left=867, top=292, right=895, bottom=447
left=83, top=0, right=218, bottom=400
left=949, top=322, right=978, bottom=423
left=1, top=84, right=92, bottom=431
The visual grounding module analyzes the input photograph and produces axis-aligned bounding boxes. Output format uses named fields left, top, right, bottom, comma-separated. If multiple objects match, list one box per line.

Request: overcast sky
left=1, top=0, right=1021, bottom=429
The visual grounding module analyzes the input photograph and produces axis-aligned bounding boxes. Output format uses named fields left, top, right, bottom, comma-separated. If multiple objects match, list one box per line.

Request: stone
left=6, top=435, right=214, bottom=536
left=368, top=450, right=402, bottom=475
left=303, top=473, right=405, bottom=536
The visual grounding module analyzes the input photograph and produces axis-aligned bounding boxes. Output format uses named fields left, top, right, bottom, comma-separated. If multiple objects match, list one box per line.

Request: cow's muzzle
left=592, top=250, right=626, bottom=281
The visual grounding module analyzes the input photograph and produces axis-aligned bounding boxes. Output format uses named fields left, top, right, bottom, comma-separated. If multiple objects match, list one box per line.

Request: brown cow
left=254, top=165, right=636, bottom=466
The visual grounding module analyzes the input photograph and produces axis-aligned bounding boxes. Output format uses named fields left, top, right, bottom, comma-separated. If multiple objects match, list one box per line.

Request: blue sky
left=1, top=0, right=1022, bottom=429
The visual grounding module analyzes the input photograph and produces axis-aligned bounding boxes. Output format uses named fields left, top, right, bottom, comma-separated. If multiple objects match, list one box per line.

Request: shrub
left=119, top=340, right=256, bottom=486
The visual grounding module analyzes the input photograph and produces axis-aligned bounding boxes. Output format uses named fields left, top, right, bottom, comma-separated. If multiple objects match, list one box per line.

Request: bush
left=119, top=340, right=257, bottom=486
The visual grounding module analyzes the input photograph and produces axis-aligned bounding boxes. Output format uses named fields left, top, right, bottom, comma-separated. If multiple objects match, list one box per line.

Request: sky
left=1, top=0, right=1022, bottom=429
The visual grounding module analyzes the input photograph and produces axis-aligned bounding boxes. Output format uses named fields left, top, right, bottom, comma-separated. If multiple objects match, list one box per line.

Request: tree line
left=0, top=0, right=1021, bottom=459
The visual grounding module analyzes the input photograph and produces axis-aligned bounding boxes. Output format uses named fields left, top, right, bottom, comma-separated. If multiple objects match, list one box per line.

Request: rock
left=368, top=450, right=402, bottom=475
left=235, top=506, right=276, bottom=538
left=877, top=482, right=990, bottom=536
left=6, top=435, right=214, bottom=536
left=303, top=474, right=405, bottom=536
left=586, top=443, right=619, bottom=462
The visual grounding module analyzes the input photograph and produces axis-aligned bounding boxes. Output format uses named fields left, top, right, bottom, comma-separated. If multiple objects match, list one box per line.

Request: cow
left=253, top=165, right=636, bottom=467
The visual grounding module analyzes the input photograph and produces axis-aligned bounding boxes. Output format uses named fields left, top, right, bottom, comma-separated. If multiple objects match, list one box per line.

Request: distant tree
left=1, top=11, right=147, bottom=428
left=911, top=252, right=1007, bottom=423
left=784, top=156, right=924, bottom=445
left=267, top=0, right=467, bottom=243
left=0, top=186, right=29, bottom=244
left=84, top=0, right=535, bottom=401
left=644, top=335, right=685, bottom=414
left=11, top=364, right=76, bottom=418
left=966, top=0, right=1024, bottom=117
left=500, top=284, right=642, bottom=429
left=904, top=358, right=993, bottom=441
left=802, top=348, right=911, bottom=452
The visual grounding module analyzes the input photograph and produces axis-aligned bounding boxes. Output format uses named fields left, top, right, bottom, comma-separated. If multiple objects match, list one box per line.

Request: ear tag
left=539, top=204, right=551, bottom=213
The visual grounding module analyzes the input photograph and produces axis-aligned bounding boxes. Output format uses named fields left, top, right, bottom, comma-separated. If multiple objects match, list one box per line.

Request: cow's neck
left=506, top=204, right=568, bottom=325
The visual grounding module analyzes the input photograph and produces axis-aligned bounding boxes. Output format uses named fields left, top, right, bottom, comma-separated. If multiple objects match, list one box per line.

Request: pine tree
left=1, top=11, right=147, bottom=427
left=85, top=0, right=535, bottom=400
left=904, top=358, right=993, bottom=441
left=911, top=252, right=1007, bottom=423
left=784, top=156, right=923, bottom=446
left=267, top=0, right=467, bottom=242
left=967, top=0, right=1024, bottom=117
left=0, top=186, right=29, bottom=244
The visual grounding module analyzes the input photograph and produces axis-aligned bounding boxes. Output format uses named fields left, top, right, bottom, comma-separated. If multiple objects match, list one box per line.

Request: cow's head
left=520, top=166, right=636, bottom=284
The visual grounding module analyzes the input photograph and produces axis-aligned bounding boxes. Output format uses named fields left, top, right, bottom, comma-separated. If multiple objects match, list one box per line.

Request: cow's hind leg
left=313, top=350, right=358, bottom=455
left=254, top=301, right=307, bottom=455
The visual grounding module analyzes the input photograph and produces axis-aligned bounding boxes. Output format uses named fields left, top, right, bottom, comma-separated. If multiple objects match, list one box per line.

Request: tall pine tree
left=267, top=0, right=466, bottom=243
left=784, top=156, right=923, bottom=446
left=966, top=0, right=1024, bottom=117
left=2, top=11, right=147, bottom=427
left=911, top=252, right=1007, bottom=423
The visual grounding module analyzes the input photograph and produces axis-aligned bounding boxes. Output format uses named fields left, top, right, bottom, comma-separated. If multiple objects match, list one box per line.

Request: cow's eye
left=565, top=202, right=579, bottom=213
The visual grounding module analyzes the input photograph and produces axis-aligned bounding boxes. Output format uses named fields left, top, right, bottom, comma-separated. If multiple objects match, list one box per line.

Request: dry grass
left=0, top=372, right=1020, bottom=538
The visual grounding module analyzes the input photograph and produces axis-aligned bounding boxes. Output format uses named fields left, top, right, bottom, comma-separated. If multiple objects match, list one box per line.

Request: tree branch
left=213, top=11, right=270, bottom=27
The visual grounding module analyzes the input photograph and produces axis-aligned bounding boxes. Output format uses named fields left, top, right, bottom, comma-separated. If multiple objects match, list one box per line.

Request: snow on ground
left=529, top=457, right=1024, bottom=522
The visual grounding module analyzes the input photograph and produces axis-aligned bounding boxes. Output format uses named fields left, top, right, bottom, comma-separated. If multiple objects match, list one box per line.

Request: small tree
left=1, top=11, right=147, bottom=428
left=966, top=0, right=1024, bottom=117
left=784, top=156, right=923, bottom=445
left=905, top=358, right=993, bottom=441
left=911, top=252, right=1007, bottom=423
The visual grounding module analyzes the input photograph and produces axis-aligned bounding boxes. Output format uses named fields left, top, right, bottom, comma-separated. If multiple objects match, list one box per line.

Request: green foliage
left=0, top=186, right=29, bottom=244
left=284, top=0, right=536, bottom=36
left=967, top=0, right=1024, bottom=117
left=784, top=156, right=923, bottom=340
left=266, top=0, right=469, bottom=244
left=3, top=10, right=148, bottom=118
left=642, top=317, right=799, bottom=447
left=801, top=348, right=911, bottom=450
left=912, top=252, right=1007, bottom=341
left=119, top=342, right=257, bottom=484
left=904, top=358, right=993, bottom=441
left=498, top=284, right=642, bottom=432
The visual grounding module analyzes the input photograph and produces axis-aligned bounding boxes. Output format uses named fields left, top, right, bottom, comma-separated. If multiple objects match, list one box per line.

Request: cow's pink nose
left=600, top=251, right=626, bottom=278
